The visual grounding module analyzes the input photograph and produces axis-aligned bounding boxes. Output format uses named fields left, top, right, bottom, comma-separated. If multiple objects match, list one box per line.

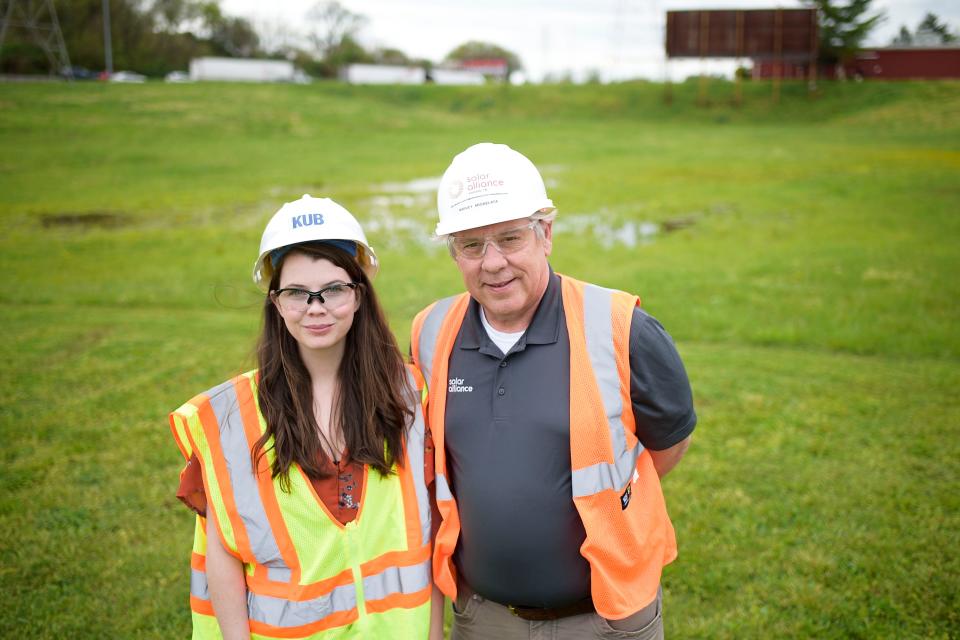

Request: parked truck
left=189, top=57, right=302, bottom=83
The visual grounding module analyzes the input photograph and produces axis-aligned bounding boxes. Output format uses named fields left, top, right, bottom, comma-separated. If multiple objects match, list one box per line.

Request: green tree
left=0, top=0, right=264, bottom=77
left=304, top=1, right=368, bottom=77
left=890, top=25, right=913, bottom=46
left=890, top=13, right=958, bottom=47
left=149, top=0, right=201, bottom=33
left=444, top=41, right=522, bottom=77
left=195, top=1, right=261, bottom=57
left=805, top=0, right=885, bottom=65
left=372, top=47, right=410, bottom=66
left=916, top=12, right=958, bottom=44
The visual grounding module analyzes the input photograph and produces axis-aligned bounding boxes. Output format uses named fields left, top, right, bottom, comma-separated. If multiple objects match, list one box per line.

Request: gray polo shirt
left=444, top=270, right=696, bottom=608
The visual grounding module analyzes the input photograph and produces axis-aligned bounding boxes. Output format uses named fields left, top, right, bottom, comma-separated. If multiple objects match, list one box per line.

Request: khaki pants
left=451, top=586, right=663, bottom=640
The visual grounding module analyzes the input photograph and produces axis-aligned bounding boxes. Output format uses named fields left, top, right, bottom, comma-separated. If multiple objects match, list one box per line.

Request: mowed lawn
left=0, top=80, right=958, bottom=638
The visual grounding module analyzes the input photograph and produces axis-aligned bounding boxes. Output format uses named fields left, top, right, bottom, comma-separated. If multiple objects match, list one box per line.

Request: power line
left=0, top=0, right=72, bottom=76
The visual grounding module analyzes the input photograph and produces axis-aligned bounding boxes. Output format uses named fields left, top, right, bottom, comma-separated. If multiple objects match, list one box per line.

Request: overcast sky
left=220, top=0, right=960, bottom=81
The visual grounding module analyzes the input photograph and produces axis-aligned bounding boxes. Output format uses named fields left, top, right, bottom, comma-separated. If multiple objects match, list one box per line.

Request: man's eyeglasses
left=271, top=282, right=358, bottom=313
left=449, top=220, right=540, bottom=260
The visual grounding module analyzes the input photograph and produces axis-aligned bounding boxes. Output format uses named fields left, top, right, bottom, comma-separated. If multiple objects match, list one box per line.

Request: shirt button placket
left=496, top=358, right=507, bottom=400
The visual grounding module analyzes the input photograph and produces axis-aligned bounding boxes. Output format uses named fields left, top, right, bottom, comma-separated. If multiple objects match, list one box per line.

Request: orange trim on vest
left=249, top=568, right=354, bottom=601
left=365, top=586, right=432, bottom=614
left=398, top=441, right=425, bottom=550
left=399, top=362, right=427, bottom=549
left=198, top=396, right=254, bottom=563
left=248, top=610, right=359, bottom=638
left=409, top=300, right=438, bottom=371
left=190, top=595, right=215, bottom=616
left=169, top=412, right=190, bottom=460
left=411, top=292, right=470, bottom=599
left=360, top=541, right=431, bottom=577
left=232, top=374, right=302, bottom=587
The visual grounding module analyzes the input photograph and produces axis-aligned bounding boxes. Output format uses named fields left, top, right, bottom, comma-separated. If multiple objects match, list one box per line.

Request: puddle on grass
left=361, top=177, right=441, bottom=251
left=376, top=177, right=440, bottom=194
left=350, top=171, right=729, bottom=252
left=40, top=212, right=132, bottom=229
left=556, top=215, right=661, bottom=249
left=555, top=204, right=732, bottom=249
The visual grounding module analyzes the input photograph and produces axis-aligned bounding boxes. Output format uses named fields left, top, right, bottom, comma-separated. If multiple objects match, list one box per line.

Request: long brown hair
left=252, top=242, right=412, bottom=490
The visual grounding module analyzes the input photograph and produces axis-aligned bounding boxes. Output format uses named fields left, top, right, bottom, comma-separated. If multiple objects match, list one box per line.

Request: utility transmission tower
left=0, top=0, right=72, bottom=76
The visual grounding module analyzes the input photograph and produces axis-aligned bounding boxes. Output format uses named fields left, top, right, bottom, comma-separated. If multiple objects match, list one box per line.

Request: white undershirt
left=479, top=307, right=525, bottom=355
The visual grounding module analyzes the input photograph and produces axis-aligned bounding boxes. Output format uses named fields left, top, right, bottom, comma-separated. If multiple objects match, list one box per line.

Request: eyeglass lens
left=453, top=223, right=535, bottom=258
left=277, top=284, right=355, bottom=311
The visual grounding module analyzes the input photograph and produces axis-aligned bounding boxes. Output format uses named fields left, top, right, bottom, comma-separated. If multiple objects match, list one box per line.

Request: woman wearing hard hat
left=170, top=195, right=442, bottom=639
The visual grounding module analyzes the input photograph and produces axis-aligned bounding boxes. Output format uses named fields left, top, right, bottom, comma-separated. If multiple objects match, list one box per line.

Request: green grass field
left=1, top=79, right=958, bottom=638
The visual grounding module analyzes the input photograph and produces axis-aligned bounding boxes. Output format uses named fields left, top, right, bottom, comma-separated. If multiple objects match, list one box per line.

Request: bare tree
left=305, top=1, right=366, bottom=58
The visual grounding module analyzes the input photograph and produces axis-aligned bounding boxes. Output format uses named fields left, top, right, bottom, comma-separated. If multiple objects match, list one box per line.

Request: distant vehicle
left=430, top=67, right=486, bottom=86
left=60, top=66, right=98, bottom=80
left=164, top=70, right=191, bottom=83
left=340, top=63, right=426, bottom=85
left=189, top=57, right=297, bottom=82
left=110, top=71, right=147, bottom=83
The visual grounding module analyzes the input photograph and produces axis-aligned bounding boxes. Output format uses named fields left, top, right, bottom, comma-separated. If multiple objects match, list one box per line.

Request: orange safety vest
left=169, top=367, right=432, bottom=639
left=411, top=274, right=677, bottom=620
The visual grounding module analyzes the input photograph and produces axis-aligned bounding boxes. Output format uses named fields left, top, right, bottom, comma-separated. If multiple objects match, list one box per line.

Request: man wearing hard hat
left=411, top=143, right=696, bottom=639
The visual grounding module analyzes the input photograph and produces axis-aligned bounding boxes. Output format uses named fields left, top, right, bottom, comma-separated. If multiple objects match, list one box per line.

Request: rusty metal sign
left=666, top=9, right=818, bottom=60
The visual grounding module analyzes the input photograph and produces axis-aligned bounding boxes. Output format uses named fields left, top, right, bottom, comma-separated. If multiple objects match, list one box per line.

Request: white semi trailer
left=340, top=64, right=427, bottom=85
left=189, top=57, right=298, bottom=82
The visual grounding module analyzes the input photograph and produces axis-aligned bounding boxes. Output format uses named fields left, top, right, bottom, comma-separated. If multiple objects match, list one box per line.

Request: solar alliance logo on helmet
left=292, top=213, right=325, bottom=229
left=435, top=142, right=555, bottom=237
left=465, top=173, right=504, bottom=194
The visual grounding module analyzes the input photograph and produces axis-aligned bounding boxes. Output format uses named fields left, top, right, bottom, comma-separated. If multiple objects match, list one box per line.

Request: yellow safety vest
left=169, top=368, right=431, bottom=639
left=411, top=274, right=676, bottom=620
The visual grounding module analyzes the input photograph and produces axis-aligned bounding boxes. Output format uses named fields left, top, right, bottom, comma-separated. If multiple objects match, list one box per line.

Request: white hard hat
left=253, top=194, right=378, bottom=290
left=436, top=142, right=554, bottom=236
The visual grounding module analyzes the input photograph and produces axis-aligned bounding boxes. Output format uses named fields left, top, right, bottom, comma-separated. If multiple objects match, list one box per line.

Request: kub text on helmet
left=292, top=213, right=325, bottom=229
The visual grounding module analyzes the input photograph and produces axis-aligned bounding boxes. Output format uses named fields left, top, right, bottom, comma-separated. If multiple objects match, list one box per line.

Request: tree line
left=0, top=0, right=523, bottom=78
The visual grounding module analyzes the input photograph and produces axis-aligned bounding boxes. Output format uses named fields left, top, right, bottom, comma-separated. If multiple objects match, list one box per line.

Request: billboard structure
left=665, top=8, right=818, bottom=102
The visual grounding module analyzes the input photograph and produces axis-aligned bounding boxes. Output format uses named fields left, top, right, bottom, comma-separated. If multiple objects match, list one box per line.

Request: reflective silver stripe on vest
left=247, top=583, right=357, bottom=628
left=416, top=295, right=460, bottom=389
left=363, top=557, right=431, bottom=601
left=190, top=568, right=209, bottom=601
left=435, top=472, right=453, bottom=502
left=207, top=380, right=290, bottom=582
left=405, top=370, right=432, bottom=545
left=571, top=284, right=642, bottom=498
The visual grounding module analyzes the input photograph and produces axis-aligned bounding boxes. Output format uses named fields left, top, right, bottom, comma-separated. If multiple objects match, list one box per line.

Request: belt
left=505, top=597, right=595, bottom=621
left=458, top=582, right=595, bottom=622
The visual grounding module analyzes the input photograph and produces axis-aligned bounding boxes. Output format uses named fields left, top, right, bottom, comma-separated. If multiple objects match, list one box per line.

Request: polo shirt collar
left=459, top=267, right=562, bottom=353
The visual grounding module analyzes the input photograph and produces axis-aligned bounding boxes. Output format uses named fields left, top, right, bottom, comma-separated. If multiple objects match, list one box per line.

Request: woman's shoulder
left=170, top=370, right=258, bottom=420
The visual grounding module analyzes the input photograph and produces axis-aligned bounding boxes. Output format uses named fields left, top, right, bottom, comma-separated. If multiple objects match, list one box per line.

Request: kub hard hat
left=253, top=194, right=378, bottom=290
left=436, top=142, right=554, bottom=236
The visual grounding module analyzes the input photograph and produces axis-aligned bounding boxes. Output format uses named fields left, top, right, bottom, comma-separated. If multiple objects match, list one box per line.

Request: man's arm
left=648, top=435, right=692, bottom=478
left=628, top=308, right=697, bottom=466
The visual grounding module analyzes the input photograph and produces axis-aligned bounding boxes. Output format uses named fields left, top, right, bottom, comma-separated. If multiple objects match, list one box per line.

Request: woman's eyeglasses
left=271, top=282, right=358, bottom=313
